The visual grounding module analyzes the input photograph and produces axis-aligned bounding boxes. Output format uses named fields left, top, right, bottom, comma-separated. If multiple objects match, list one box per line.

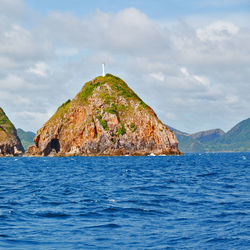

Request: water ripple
left=0, top=153, right=249, bottom=249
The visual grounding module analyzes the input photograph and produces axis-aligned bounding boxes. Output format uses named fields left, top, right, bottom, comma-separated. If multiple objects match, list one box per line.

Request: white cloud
left=0, top=24, right=32, bottom=58
left=0, top=0, right=28, bottom=20
left=193, top=75, right=210, bottom=88
left=0, top=75, right=25, bottom=90
left=196, top=21, right=239, bottom=42
left=225, top=95, right=240, bottom=105
left=149, top=72, right=165, bottom=82
left=0, top=90, right=30, bottom=105
left=55, top=47, right=79, bottom=57
left=44, top=8, right=166, bottom=55
left=180, top=67, right=211, bottom=89
left=180, top=67, right=190, bottom=77
left=0, top=1, right=249, bottom=133
left=0, top=23, right=53, bottom=72
left=28, top=62, right=51, bottom=77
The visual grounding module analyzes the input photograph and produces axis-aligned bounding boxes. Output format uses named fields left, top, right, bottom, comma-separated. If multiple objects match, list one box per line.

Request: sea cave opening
left=44, top=139, right=60, bottom=156
left=51, top=139, right=60, bottom=153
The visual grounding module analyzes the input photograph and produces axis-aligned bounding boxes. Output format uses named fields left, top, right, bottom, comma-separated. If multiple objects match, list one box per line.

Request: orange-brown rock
left=0, top=108, right=24, bottom=156
left=26, top=74, right=181, bottom=156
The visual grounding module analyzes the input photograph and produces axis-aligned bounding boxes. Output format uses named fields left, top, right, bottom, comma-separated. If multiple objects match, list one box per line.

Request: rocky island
left=26, top=74, right=181, bottom=156
left=0, top=108, right=24, bottom=156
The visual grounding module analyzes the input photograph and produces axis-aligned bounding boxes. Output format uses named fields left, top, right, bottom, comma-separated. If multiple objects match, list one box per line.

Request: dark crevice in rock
left=44, top=139, right=60, bottom=156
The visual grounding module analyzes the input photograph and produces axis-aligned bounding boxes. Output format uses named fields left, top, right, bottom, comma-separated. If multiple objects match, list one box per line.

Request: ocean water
left=0, top=153, right=249, bottom=249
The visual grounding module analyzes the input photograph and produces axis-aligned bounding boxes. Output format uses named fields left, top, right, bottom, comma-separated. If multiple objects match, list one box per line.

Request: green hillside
left=169, top=126, right=205, bottom=152
left=17, top=129, right=35, bottom=151
left=204, top=118, right=250, bottom=152
left=0, top=108, right=24, bottom=155
left=189, top=129, right=225, bottom=143
left=0, top=107, right=15, bottom=139
left=170, top=118, right=250, bottom=152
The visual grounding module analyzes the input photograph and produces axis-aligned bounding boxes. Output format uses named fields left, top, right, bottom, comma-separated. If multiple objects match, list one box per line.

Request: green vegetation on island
left=0, top=107, right=15, bottom=138
left=26, top=74, right=180, bottom=156
left=17, top=129, right=36, bottom=151
left=171, top=118, right=250, bottom=152
left=0, top=108, right=24, bottom=155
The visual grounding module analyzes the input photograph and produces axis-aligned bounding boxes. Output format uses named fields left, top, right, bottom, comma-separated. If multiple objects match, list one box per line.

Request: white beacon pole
left=102, top=63, right=105, bottom=77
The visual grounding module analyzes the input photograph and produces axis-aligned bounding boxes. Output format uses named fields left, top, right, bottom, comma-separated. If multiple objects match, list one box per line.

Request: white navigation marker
left=102, top=63, right=105, bottom=77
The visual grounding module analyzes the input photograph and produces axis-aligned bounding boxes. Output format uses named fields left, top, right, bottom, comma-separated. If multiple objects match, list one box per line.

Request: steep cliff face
left=26, top=74, right=181, bottom=156
left=0, top=108, right=24, bottom=156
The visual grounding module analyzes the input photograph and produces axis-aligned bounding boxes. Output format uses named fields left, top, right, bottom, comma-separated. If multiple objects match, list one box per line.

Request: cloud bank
left=0, top=0, right=249, bottom=132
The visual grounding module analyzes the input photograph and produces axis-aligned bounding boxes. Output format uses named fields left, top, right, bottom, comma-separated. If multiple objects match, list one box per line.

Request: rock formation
left=26, top=74, right=181, bottom=156
left=0, top=108, right=24, bottom=156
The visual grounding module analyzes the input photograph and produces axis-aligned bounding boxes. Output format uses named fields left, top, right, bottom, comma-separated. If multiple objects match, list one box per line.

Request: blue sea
left=0, top=153, right=249, bottom=249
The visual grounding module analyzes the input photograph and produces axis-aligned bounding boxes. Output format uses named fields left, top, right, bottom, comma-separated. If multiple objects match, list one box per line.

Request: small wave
left=79, top=212, right=101, bottom=218
left=36, top=212, right=70, bottom=218
left=41, top=201, right=63, bottom=206
left=102, top=207, right=164, bottom=216
left=198, top=172, right=217, bottom=177
left=1, top=152, right=249, bottom=249
left=203, top=219, right=231, bottom=224
left=86, top=223, right=121, bottom=229
left=215, top=211, right=248, bottom=218
left=223, top=184, right=235, bottom=189
left=0, top=234, right=9, bottom=238
left=95, top=237, right=112, bottom=241
left=218, top=201, right=234, bottom=205
left=176, top=217, right=188, bottom=221
left=0, top=211, right=10, bottom=218
left=206, top=237, right=228, bottom=243
left=5, top=239, right=40, bottom=245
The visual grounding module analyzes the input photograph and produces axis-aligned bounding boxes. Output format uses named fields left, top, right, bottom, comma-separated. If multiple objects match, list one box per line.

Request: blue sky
left=25, top=0, right=250, bottom=19
left=0, top=0, right=250, bottom=133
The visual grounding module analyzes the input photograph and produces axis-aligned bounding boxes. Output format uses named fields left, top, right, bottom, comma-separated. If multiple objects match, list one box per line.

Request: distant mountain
left=169, top=118, right=250, bottom=152
left=17, top=129, right=35, bottom=151
left=204, top=118, right=250, bottom=152
left=189, top=129, right=225, bottom=143
left=168, top=126, right=204, bottom=152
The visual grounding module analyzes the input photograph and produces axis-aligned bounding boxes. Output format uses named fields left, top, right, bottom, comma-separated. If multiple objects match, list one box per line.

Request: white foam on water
left=108, top=199, right=117, bottom=203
